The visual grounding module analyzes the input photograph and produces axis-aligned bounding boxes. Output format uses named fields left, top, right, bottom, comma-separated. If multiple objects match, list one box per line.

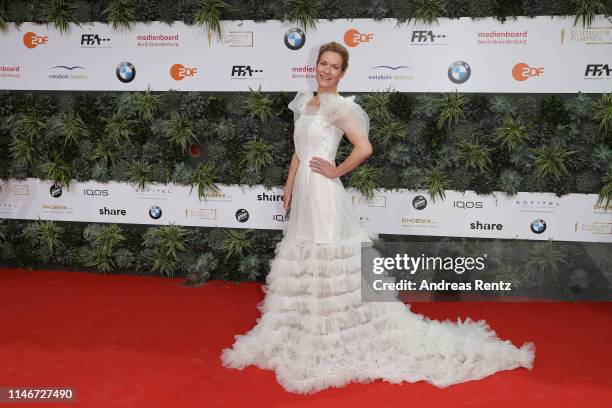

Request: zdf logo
left=170, top=64, right=197, bottom=80
left=512, top=62, right=544, bottom=81
left=23, top=32, right=48, bottom=48
left=343, top=29, right=374, bottom=47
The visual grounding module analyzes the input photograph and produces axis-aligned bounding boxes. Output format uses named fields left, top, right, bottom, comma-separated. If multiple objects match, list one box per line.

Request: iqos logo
left=453, top=201, right=483, bottom=209
left=84, top=189, right=109, bottom=197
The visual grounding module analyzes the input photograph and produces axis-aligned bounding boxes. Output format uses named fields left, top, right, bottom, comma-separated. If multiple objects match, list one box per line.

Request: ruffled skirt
left=221, top=162, right=535, bottom=394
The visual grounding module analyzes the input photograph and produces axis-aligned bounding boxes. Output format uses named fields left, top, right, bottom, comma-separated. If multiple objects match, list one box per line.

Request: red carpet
left=0, top=267, right=610, bottom=407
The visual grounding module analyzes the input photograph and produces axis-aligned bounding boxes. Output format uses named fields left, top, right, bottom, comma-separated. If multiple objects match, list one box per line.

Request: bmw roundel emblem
left=149, top=205, right=162, bottom=220
left=448, top=61, right=471, bottom=84
left=284, top=28, right=305, bottom=50
left=530, top=219, right=546, bottom=234
left=116, top=62, right=136, bottom=83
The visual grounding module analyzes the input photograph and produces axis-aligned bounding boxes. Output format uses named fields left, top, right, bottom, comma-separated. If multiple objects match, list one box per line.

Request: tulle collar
left=311, top=91, right=356, bottom=102
left=301, top=91, right=355, bottom=116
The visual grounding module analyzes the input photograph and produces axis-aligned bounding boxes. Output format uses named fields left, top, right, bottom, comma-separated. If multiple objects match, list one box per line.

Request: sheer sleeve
left=319, top=94, right=370, bottom=143
left=287, top=91, right=312, bottom=123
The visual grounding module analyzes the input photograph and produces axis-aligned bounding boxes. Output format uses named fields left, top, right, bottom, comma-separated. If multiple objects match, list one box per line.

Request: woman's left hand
left=309, top=157, right=337, bottom=178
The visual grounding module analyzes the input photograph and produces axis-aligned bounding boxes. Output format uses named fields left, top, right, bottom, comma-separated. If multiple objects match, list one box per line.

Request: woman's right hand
left=283, top=184, right=293, bottom=212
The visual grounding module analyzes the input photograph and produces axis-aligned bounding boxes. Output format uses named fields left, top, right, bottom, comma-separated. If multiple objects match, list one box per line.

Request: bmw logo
left=284, top=28, right=305, bottom=50
left=50, top=183, right=62, bottom=198
left=448, top=61, right=471, bottom=84
left=236, top=208, right=249, bottom=223
left=412, top=195, right=427, bottom=210
left=530, top=219, right=546, bottom=234
left=116, top=62, right=136, bottom=83
left=149, top=205, right=162, bottom=220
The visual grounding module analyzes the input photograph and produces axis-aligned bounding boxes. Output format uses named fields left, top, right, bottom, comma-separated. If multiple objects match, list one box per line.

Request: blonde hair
left=316, top=41, right=349, bottom=73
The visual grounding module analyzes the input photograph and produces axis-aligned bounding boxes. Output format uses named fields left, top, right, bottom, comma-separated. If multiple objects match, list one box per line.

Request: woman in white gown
left=221, top=41, right=535, bottom=394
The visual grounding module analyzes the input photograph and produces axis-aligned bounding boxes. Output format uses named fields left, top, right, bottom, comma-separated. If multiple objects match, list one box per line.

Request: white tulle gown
left=220, top=91, right=535, bottom=394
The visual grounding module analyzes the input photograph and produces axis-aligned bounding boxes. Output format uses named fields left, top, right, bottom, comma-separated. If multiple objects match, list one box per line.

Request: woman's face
left=316, top=51, right=345, bottom=88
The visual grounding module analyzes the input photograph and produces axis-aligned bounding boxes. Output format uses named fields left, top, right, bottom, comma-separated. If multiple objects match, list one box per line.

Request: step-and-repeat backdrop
left=0, top=179, right=610, bottom=243
left=0, top=16, right=611, bottom=92
left=1, top=17, right=610, bottom=242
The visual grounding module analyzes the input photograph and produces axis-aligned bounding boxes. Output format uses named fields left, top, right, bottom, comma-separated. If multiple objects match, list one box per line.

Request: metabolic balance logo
left=512, top=62, right=544, bottom=81
left=284, top=28, right=305, bottom=50
left=369, top=65, right=414, bottom=82
left=448, top=61, right=471, bottom=84
left=116, top=62, right=136, bottom=83
left=344, top=29, right=374, bottom=47
left=23, top=32, right=49, bottom=48
left=49, top=65, right=86, bottom=80
left=170, top=64, right=197, bottom=80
